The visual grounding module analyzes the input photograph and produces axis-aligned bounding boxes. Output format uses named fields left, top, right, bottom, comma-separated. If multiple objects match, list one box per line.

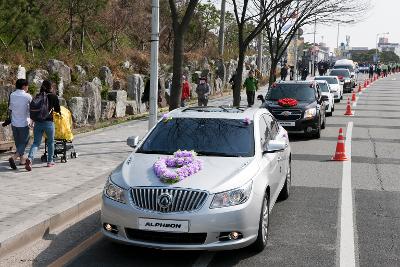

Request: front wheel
left=278, top=160, right=291, bottom=201
left=321, top=115, right=326, bottom=129
left=250, top=193, right=270, bottom=252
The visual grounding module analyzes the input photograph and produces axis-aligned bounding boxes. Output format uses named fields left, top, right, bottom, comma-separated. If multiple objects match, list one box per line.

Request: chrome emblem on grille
left=157, top=193, right=173, bottom=209
left=280, top=111, right=292, bottom=116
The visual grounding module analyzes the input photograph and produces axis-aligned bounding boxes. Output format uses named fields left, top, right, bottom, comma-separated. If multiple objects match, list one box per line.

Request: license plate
left=138, top=218, right=189, bottom=233
left=279, top=121, right=295, bottom=127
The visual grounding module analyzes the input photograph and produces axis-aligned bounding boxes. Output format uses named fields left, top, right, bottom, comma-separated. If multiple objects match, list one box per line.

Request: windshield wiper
left=196, top=151, right=240, bottom=157
left=136, top=150, right=173, bottom=155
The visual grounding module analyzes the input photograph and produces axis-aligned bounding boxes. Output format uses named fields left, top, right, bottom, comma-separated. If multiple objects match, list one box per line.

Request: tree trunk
left=269, top=60, right=278, bottom=86
left=233, top=46, right=246, bottom=106
left=169, top=32, right=184, bottom=110
left=80, top=18, right=85, bottom=54
left=69, top=0, right=74, bottom=52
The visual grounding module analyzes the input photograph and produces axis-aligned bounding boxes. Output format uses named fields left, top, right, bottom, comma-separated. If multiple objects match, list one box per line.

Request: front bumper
left=101, top=191, right=262, bottom=250
left=278, top=116, right=319, bottom=133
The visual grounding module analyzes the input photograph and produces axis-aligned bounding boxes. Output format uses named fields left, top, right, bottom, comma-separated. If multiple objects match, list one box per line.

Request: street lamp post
left=375, top=32, right=389, bottom=63
left=311, top=15, right=317, bottom=76
left=149, top=0, right=159, bottom=130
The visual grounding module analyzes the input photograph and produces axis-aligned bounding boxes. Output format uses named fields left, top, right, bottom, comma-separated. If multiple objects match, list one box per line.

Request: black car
left=259, top=81, right=327, bottom=138
left=329, top=69, right=353, bottom=93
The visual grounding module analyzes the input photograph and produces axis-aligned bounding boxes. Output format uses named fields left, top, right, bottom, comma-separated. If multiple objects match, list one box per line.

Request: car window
left=330, top=70, right=350, bottom=77
left=267, top=84, right=316, bottom=101
left=315, top=77, right=339, bottom=84
left=318, top=83, right=330, bottom=92
left=259, top=116, right=270, bottom=147
left=266, top=114, right=279, bottom=139
left=137, top=118, right=255, bottom=157
left=334, top=65, right=354, bottom=72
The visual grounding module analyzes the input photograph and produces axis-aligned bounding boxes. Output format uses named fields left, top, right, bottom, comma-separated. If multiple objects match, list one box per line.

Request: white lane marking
left=48, top=232, right=102, bottom=267
left=339, top=122, right=356, bottom=267
left=193, top=252, right=216, bottom=267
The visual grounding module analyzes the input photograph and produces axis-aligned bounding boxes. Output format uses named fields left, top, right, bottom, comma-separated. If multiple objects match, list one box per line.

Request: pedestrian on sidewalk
left=7, top=79, right=32, bottom=169
left=280, top=64, right=288, bottom=81
left=196, top=77, right=210, bottom=107
left=243, top=70, right=258, bottom=107
left=181, top=75, right=190, bottom=107
left=25, top=80, right=61, bottom=171
left=369, top=64, right=374, bottom=79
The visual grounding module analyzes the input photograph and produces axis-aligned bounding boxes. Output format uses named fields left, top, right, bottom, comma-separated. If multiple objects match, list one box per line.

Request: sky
left=302, top=0, right=398, bottom=51
left=213, top=0, right=398, bottom=53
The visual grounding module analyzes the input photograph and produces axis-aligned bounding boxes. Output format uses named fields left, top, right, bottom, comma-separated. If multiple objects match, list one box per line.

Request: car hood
left=111, top=153, right=258, bottom=193
left=329, top=84, right=340, bottom=91
left=264, top=100, right=314, bottom=109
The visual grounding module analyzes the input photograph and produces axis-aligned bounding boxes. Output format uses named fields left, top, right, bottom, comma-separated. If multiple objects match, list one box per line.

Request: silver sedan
left=101, top=106, right=292, bottom=252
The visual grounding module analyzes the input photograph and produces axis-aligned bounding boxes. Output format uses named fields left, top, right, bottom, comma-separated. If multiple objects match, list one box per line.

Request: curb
left=0, top=190, right=102, bottom=258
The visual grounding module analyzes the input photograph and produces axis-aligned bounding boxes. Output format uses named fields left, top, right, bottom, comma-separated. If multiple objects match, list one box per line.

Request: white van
left=333, top=59, right=357, bottom=87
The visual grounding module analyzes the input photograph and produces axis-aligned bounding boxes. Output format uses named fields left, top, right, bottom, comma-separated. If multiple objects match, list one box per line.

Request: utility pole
left=311, top=15, right=317, bottom=77
left=149, top=0, right=159, bottom=130
left=218, top=0, right=226, bottom=56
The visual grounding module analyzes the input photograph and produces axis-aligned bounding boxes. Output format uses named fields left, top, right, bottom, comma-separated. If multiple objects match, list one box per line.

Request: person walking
left=280, top=64, right=288, bottom=81
left=7, top=79, right=32, bottom=169
left=181, top=76, right=190, bottom=107
left=25, top=80, right=60, bottom=171
left=196, top=77, right=210, bottom=107
left=243, top=70, right=258, bottom=107
left=369, top=64, right=374, bottom=79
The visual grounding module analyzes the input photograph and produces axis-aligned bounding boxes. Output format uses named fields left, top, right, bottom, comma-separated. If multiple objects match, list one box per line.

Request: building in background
left=378, top=37, right=400, bottom=57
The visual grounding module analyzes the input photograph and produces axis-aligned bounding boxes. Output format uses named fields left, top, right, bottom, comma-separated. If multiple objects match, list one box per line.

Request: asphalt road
left=2, top=74, right=400, bottom=267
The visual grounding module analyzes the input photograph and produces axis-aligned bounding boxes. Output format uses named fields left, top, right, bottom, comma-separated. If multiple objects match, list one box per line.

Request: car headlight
left=210, top=180, right=252, bottom=209
left=304, top=108, right=317, bottom=119
left=104, top=177, right=126, bottom=204
left=344, top=79, right=351, bottom=83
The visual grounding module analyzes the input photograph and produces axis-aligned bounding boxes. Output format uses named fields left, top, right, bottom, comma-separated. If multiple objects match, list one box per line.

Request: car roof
left=315, top=76, right=338, bottom=79
left=330, top=68, right=350, bottom=72
left=276, top=80, right=316, bottom=85
left=167, top=106, right=264, bottom=120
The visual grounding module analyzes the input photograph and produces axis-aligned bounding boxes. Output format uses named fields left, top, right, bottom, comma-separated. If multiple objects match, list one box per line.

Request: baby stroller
left=41, top=106, right=77, bottom=163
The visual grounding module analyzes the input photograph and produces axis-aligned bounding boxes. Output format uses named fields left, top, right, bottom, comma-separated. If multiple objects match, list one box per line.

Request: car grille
left=131, top=187, right=208, bottom=213
left=271, top=108, right=303, bottom=121
left=125, top=229, right=207, bottom=244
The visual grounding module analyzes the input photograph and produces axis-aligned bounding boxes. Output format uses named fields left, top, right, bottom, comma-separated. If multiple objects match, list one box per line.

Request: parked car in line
left=329, top=69, right=353, bottom=93
left=102, top=106, right=292, bottom=252
left=334, top=59, right=357, bottom=87
left=314, top=76, right=343, bottom=102
left=259, top=81, right=327, bottom=138
left=315, top=80, right=335, bottom=116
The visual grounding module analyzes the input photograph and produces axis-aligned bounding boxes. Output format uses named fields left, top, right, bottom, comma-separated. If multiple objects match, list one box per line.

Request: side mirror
left=257, top=94, right=265, bottom=103
left=321, top=95, right=329, bottom=101
left=263, top=140, right=287, bottom=154
left=127, top=136, right=140, bottom=148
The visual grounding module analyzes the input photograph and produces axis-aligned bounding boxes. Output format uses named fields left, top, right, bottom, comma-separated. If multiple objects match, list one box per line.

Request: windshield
left=315, top=77, right=338, bottom=84
left=267, top=84, right=316, bottom=101
left=137, top=118, right=255, bottom=157
left=330, top=70, right=350, bottom=77
left=334, top=65, right=354, bottom=72
left=318, top=83, right=330, bottom=92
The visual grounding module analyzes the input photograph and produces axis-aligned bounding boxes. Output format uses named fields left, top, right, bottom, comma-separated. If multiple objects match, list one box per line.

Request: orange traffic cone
left=344, top=97, right=354, bottom=116
left=351, top=91, right=357, bottom=102
left=358, top=84, right=362, bottom=93
left=332, top=128, right=348, bottom=161
left=364, top=80, right=367, bottom=87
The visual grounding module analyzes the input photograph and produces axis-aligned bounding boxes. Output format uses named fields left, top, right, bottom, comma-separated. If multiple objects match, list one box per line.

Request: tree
left=0, top=0, right=49, bottom=54
left=75, top=0, right=108, bottom=54
left=231, top=0, right=292, bottom=106
left=168, top=0, right=200, bottom=111
left=265, top=0, right=369, bottom=85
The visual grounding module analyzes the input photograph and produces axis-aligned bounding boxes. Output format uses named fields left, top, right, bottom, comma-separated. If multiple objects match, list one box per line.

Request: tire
left=314, top=121, right=321, bottom=139
left=340, top=93, right=343, bottom=100
left=327, top=111, right=332, bottom=117
left=332, top=105, right=335, bottom=112
left=61, top=156, right=67, bottom=163
left=250, top=192, right=270, bottom=253
left=41, top=155, right=47, bottom=162
left=321, top=115, right=326, bottom=129
left=278, top=159, right=291, bottom=201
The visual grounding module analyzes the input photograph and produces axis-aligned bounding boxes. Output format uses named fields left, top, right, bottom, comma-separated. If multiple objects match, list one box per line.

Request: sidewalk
left=0, top=88, right=267, bottom=256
